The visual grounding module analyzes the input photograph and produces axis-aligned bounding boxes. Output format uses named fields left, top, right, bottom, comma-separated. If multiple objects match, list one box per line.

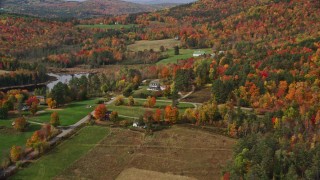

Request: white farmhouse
left=193, top=50, right=206, bottom=57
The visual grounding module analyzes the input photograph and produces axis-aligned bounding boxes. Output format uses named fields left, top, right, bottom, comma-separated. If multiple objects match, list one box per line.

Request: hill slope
left=123, top=0, right=196, bottom=4
left=2, top=0, right=155, bottom=18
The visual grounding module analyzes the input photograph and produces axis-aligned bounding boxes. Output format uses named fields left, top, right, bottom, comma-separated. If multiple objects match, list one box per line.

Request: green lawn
left=157, top=48, right=212, bottom=65
left=0, top=99, right=100, bottom=163
left=11, top=126, right=109, bottom=180
left=29, top=98, right=98, bottom=126
left=0, top=119, right=12, bottom=127
left=108, top=98, right=194, bottom=118
left=77, top=24, right=136, bottom=29
left=0, top=124, right=41, bottom=162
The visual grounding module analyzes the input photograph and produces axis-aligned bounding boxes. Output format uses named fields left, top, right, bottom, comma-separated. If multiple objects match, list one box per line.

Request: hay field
left=56, top=126, right=235, bottom=180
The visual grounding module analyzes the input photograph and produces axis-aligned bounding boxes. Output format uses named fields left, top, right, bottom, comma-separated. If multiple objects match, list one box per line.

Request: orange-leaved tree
left=94, top=104, right=107, bottom=120
left=153, top=109, right=162, bottom=123
left=50, top=112, right=60, bottom=127
left=47, top=98, right=57, bottom=109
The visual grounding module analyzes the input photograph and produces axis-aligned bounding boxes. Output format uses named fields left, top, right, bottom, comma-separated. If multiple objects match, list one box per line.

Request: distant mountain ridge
left=1, top=0, right=155, bottom=18
left=123, top=0, right=196, bottom=5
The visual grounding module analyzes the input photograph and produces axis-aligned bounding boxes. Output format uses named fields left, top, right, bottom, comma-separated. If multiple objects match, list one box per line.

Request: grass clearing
left=128, top=39, right=180, bottom=52
left=56, top=127, right=235, bottom=180
left=11, top=126, right=109, bottom=180
left=108, top=98, right=194, bottom=118
left=77, top=24, right=136, bottom=29
left=0, top=124, right=41, bottom=162
left=157, top=48, right=212, bottom=65
left=29, top=98, right=99, bottom=126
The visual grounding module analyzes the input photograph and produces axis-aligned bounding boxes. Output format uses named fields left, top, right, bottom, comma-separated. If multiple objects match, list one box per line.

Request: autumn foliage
left=10, top=145, right=22, bottom=162
left=144, top=96, right=156, bottom=108
left=50, top=112, right=60, bottom=127
left=13, top=117, right=27, bottom=132
left=47, top=98, right=57, bottom=109
left=164, top=105, right=179, bottom=124
left=94, top=104, right=107, bottom=120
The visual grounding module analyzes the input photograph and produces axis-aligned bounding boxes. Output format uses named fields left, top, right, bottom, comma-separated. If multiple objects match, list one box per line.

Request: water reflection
left=47, top=73, right=89, bottom=90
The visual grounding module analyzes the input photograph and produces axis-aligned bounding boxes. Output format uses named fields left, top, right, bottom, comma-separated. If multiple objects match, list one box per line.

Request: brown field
left=128, top=39, right=180, bottom=52
left=55, top=126, right=235, bottom=180
left=182, top=86, right=212, bottom=103
left=117, top=168, right=196, bottom=180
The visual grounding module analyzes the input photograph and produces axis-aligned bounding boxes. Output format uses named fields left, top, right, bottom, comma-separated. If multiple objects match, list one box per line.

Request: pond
left=47, top=73, right=89, bottom=90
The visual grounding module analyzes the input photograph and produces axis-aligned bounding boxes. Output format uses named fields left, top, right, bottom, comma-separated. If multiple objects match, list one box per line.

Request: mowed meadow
left=127, top=38, right=212, bottom=64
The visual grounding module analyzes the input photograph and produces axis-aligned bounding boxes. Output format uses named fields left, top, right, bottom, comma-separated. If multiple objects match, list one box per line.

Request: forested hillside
left=1, top=0, right=155, bottom=18
left=123, top=0, right=320, bottom=178
left=0, top=0, right=320, bottom=178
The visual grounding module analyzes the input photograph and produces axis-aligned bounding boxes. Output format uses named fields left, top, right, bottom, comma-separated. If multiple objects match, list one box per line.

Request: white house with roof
left=193, top=50, right=206, bottom=57
left=147, top=80, right=161, bottom=91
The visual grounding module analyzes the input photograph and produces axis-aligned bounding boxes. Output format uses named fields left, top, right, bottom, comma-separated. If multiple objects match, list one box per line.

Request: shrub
left=13, top=117, right=27, bottom=132
left=95, top=99, right=105, bottom=104
left=119, top=120, right=130, bottom=127
left=110, top=111, right=119, bottom=122
left=114, top=95, right=124, bottom=106
left=30, top=102, right=38, bottom=116
left=1, top=156, right=11, bottom=170
left=174, top=46, right=180, bottom=55
left=123, top=85, right=133, bottom=97
left=26, top=131, right=47, bottom=153
left=47, top=98, right=57, bottom=109
left=50, top=112, right=60, bottom=127
left=0, top=106, right=9, bottom=119
left=10, top=145, right=22, bottom=162
left=144, top=96, right=156, bottom=108
left=127, top=96, right=135, bottom=106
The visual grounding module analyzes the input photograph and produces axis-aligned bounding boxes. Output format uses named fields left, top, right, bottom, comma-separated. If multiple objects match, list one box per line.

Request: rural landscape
left=0, top=0, right=320, bottom=179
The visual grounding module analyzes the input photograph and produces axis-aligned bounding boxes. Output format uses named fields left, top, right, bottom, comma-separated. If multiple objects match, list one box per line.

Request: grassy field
left=0, top=124, right=41, bottom=161
left=29, top=98, right=98, bottom=126
left=1, top=98, right=98, bottom=162
left=127, top=38, right=211, bottom=64
left=107, top=98, right=194, bottom=118
left=157, top=48, right=212, bottom=65
left=128, top=39, right=180, bottom=52
left=56, top=127, right=236, bottom=180
left=77, top=24, right=136, bottom=29
left=11, top=126, right=109, bottom=180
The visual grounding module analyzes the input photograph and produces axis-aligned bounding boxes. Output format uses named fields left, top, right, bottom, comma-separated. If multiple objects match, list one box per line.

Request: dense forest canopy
left=0, top=0, right=320, bottom=178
